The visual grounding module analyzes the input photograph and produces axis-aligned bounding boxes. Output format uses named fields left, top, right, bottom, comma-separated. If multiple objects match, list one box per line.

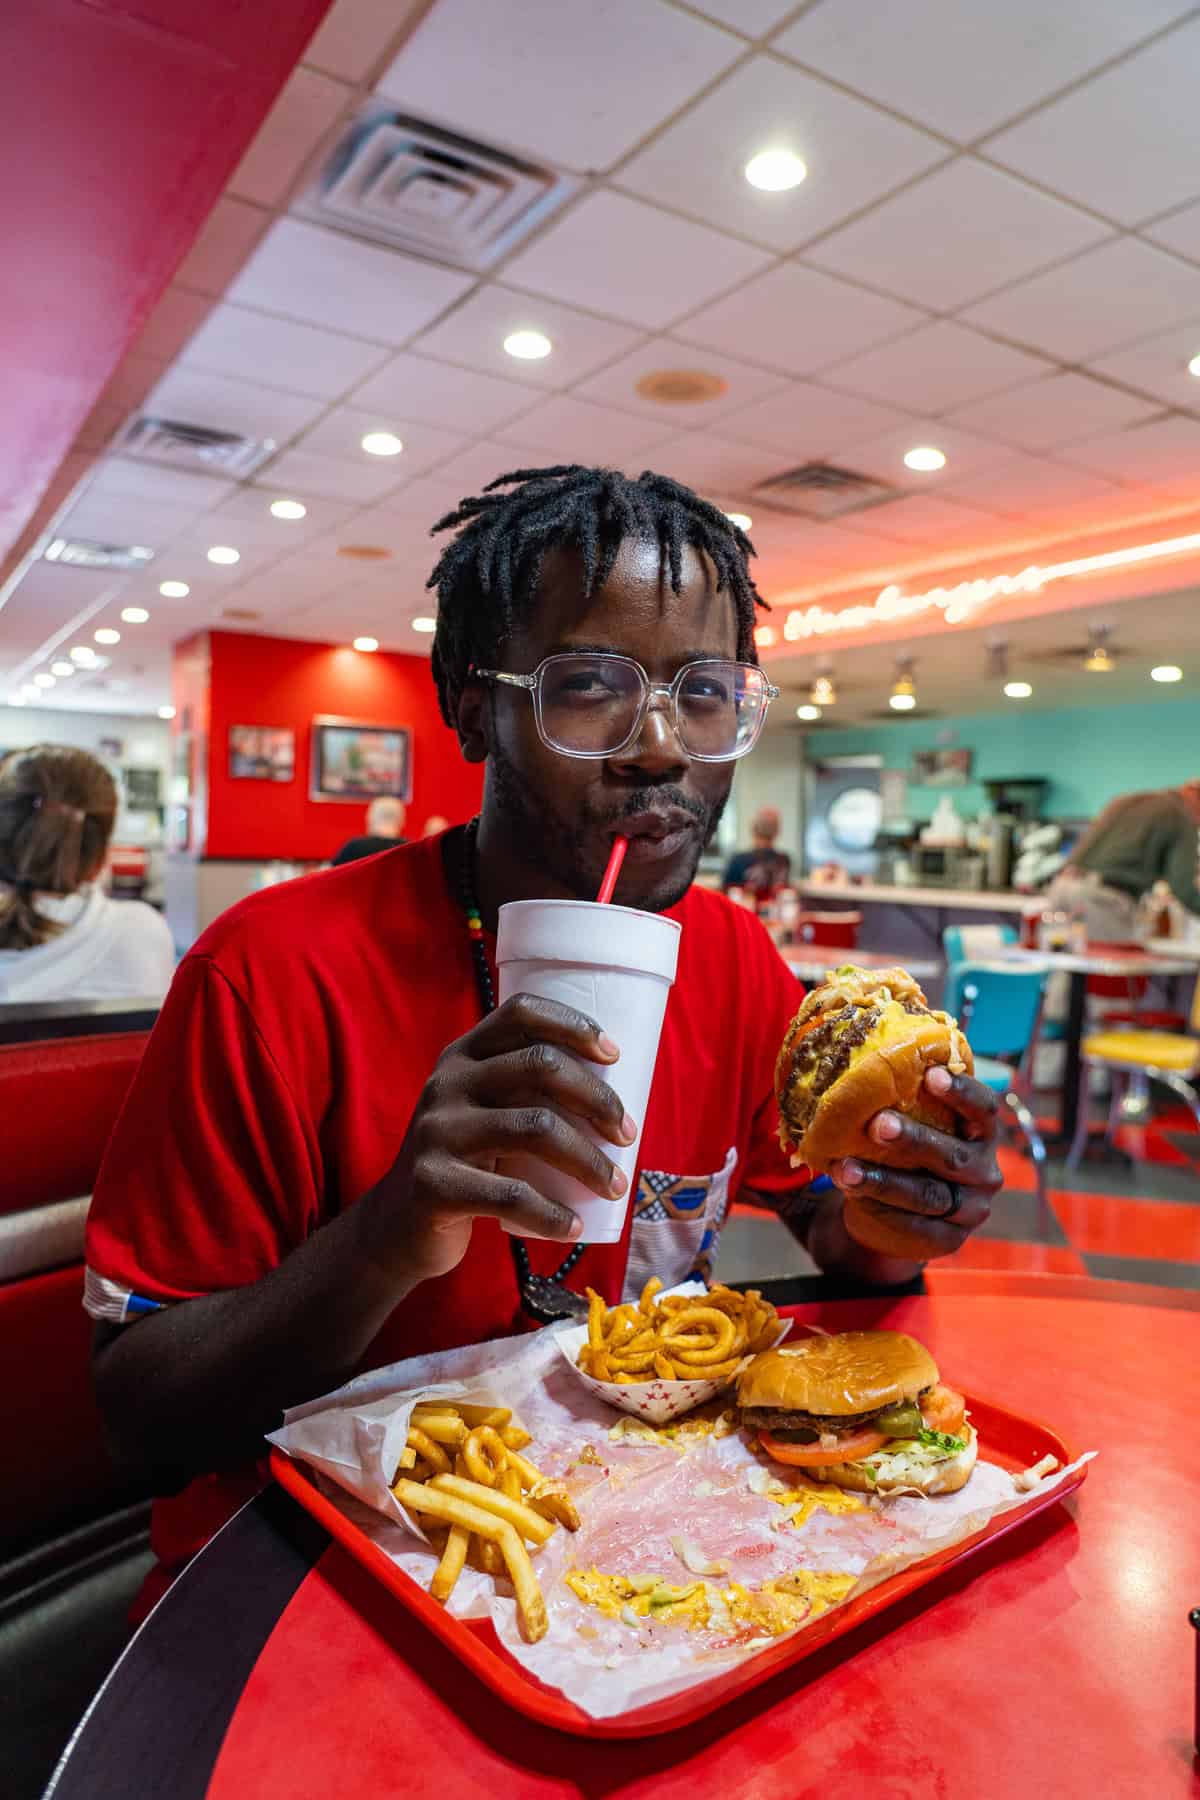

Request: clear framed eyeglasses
left=474, top=652, right=779, bottom=763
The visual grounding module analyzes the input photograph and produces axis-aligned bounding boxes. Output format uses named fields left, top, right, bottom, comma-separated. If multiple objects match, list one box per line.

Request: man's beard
left=487, top=739, right=729, bottom=913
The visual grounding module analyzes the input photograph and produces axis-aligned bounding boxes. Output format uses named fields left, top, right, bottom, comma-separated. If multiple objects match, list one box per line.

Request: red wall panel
left=201, top=631, right=482, bottom=860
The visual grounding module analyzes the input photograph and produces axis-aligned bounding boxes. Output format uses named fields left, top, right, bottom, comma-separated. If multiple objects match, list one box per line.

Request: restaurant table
left=982, top=945, right=1199, bottom=1151
left=783, top=945, right=941, bottom=984
left=46, top=1270, right=1200, bottom=1800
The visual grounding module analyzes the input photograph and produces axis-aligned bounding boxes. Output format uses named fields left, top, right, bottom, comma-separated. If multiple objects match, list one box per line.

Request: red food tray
left=269, top=1387, right=1086, bottom=1739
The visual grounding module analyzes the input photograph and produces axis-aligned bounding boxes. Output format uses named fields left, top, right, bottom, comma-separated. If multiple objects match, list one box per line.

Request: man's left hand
left=827, top=1065, right=1002, bottom=1264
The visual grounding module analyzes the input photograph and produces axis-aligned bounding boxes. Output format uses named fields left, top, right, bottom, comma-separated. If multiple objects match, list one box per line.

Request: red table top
left=208, top=1272, right=1200, bottom=1800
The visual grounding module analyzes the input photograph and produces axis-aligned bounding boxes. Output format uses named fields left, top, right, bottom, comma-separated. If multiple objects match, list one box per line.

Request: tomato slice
left=758, top=1424, right=889, bottom=1467
left=921, top=1384, right=966, bottom=1437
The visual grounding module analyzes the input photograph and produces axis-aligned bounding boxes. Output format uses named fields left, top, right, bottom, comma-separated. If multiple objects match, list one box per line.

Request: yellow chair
left=1068, top=1002, right=1200, bottom=1167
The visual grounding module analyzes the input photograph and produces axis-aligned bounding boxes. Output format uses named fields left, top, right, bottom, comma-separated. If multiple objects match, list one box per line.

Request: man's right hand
left=357, top=994, right=636, bottom=1285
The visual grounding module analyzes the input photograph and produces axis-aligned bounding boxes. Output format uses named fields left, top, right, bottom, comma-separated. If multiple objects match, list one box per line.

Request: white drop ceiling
left=5, top=0, right=1200, bottom=721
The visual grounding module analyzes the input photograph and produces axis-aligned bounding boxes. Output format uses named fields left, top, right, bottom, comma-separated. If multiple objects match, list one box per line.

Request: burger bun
left=793, top=1011, right=972, bottom=1176
left=802, top=1424, right=978, bottom=1496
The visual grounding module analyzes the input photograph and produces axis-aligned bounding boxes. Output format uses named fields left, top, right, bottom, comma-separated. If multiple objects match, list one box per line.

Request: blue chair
left=942, top=961, right=1051, bottom=1231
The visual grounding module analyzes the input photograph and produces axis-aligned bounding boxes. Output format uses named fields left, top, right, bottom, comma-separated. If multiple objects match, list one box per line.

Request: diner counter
left=798, top=879, right=1029, bottom=913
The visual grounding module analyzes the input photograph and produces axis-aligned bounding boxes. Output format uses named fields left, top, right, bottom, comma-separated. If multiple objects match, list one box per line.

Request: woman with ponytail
left=0, top=745, right=174, bottom=1002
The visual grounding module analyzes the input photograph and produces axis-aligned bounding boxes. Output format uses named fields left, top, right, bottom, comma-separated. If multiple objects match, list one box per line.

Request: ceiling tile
left=688, top=0, right=797, bottom=32
left=963, top=237, right=1200, bottom=360
left=808, top=159, right=1108, bottom=310
left=296, top=406, right=468, bottom=476
left=718, top=382, right=912, bottom=457
left=144, top=366, right=327, bottom=445
left=85, top=460, right=236, bottom=511
left=773, top=1, right=1194, bottom=144
left=375, top=0, right=739, bottom=175
left=226, top=67, right=351, bottom=209
left=409, top=285, right=644, bottom=388
left=180, top=302, right=389, bottom=400
left=350, top=352, right=541, bottom=433
left=199, top=489, right=356, bottom=546
left=1088, top=320, right=1200, bottom=412
left=502, top=192, right=771, bottom=331
left=572, top=338, right=787, bottom=425
left=256, top=446, right=408, bottom=503
left=493, top=394, right=676, bottom=462
left=417, top=441, right=544, bottom=500
left=639, top=433, right=793, bottom=497
left=677, top=262, right=924, bottom=377
left=984, top=18, right=1200, bottom=226
left=174, top=198, right=270, bottom=297
left=824, top=320, right=1049, bottom=413
left=939, top=452, right=1125, bottom=515
left=1143, top=198, right=1200, bottom=264
left=304, top=0, right=429, bottom=83
left=56, top=495, right=208, bottom=549
left=617, top=55, right=946, bottom=253
left=130, top=288, right=215, bottom=365
left=838, top=419, right=1010, bottom=488
left=835, top=492, right=1005, bottom=546
left=1060, top=414, right=1200, bottom=494
left=943, top=371, right=1163, bottom=451
left=226, top=219, right=474, bottom=345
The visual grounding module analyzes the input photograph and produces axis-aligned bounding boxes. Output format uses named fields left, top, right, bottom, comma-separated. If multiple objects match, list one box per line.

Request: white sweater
left=0, top=885, right=175, bottom=1004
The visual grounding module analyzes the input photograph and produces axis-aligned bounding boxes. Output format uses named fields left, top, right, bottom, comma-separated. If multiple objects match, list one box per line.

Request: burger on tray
left=737, top=1330, right=977, bottom=1494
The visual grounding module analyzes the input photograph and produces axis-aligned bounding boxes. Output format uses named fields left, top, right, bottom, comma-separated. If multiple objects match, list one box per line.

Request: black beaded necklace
left=457, top=817, right=589, bottom=1325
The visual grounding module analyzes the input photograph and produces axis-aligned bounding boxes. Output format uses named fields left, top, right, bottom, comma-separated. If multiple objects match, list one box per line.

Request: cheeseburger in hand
left=738, top=1330, right=976, bottom=1494
left=776, top=964, right=972, bottom=1175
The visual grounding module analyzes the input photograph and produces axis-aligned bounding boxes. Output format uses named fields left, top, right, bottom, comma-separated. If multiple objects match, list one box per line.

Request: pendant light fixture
left=889, top=656, right=917, bottom=711
left=1083, top=624, right=1116, bottom=673
left=809, top=664, right=837, bottom=708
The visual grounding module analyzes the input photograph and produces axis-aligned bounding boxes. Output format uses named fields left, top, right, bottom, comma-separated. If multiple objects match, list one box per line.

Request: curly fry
left=660, top=1306, right=736, bottom=1362
left=462, top=1425, right=508, bottom=1486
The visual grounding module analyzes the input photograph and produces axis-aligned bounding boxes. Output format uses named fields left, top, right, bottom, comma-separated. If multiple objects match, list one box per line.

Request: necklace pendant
left=517, top=1274, right=591, bottom=1326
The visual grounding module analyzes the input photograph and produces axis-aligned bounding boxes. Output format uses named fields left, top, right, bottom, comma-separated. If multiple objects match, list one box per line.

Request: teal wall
left=807, top=694, right=1200, bottom=822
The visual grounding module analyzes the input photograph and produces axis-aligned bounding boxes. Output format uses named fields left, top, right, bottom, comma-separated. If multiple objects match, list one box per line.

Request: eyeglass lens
left=536, top=655, right=767, bottom=758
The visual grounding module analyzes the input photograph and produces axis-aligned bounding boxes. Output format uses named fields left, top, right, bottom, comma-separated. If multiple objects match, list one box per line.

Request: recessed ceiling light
left=352, top=636, right=379, bottom=653
left=270, top=498, right=307, bottom=520
left=1151, top=663, right=1183, bottom=682
left=744, top=148, right=807, bottom=192
left=7, top=694, right=25, bottom=706
left=411, top=616, right=437, bottom=634
left=94, top=628, right=121, bottom=645
left=903, top=446, right=946, bottom=473
left=50, top=661, right=75, bottom=677
left=1188, top=353, right=1200, bottom=378
left=503, top=329, right=552, bottom=360
left=1003, top=680, right=1033, bottom=699
left=207, top=545, right=240, bottom=565
left=33, top=672, right=55, bottom=688
left=121, top=606, right=150, bottom=624
left=753, top=623, right=776, bottom=647
left=727, top=512, right=753, bottom=531
left=796, top=703, right=822, bottom=721
left=157, top=704, right=177, bottom=720
left=159, top=580, right=190, bottom=598
left=20, top=684, right=39, bottom=700
left=70, top=645, right=99, bottom=664
left=361, top=431, right=403, bottom=457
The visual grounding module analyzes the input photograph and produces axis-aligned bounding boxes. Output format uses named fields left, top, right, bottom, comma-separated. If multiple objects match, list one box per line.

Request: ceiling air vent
left=115, top=416, right=277, bottom=479
left=297, top=105, right=577, bottom=271
left=751, top=462, right=899, bottom=521
left=43, top=538, right=154, bottom=571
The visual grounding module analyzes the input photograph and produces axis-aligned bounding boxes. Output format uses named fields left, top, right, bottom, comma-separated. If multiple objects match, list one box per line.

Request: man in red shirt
left=86, top=466, right=1000, bottom=1586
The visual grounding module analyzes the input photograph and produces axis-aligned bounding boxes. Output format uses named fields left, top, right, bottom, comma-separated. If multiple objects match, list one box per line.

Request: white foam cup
left=494, top=898, right=681, bottom=1243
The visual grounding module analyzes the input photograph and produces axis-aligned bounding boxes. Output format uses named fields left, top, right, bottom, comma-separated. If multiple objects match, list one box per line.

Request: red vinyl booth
left=0, top=1017, right=154, bottom=1548
left=794, top=910, right=863, bottom=949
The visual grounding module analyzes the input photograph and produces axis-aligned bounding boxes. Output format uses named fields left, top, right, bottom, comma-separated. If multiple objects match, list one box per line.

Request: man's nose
left=607, top=693, right=688, bottom=777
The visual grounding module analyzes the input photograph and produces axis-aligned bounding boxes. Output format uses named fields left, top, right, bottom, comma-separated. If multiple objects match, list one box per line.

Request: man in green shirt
left=1048, top=781, right=1200, bottom=939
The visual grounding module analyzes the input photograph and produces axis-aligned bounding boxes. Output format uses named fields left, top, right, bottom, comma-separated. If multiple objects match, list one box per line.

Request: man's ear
left=455, top=680, right=490, bottom=765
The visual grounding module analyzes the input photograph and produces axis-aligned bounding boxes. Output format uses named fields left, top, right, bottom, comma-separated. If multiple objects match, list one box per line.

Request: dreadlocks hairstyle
left=425, top=465, right=765, bottom=727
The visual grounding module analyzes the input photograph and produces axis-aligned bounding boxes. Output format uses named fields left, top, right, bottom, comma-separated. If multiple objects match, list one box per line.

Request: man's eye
left=682, top=676, right=730, bottom=704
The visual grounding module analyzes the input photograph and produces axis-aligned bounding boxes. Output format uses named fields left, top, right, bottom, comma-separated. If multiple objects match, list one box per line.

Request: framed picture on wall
left=309, top=716, right=411, bottom=803
left=229, top=725, right=296, bottom=783
left=912, top=748, right=973, bottom=787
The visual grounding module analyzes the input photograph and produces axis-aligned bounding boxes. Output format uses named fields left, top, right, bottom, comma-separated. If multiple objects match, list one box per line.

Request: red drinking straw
left=596, top=836, right=628, bottom=904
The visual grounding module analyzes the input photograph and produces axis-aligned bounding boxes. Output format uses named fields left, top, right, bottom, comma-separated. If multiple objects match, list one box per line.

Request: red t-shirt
left=86, top=834, right=803, bottom=1573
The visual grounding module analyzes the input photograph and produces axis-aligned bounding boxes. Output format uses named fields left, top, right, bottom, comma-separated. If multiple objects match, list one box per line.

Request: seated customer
left=331, top=795, right=407, bottom=866
left=0, top=745, right=175, bottom=1002
left=85, top=467, right=1001, bottom=1604
left=723, top=804, right=791, bottom=898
